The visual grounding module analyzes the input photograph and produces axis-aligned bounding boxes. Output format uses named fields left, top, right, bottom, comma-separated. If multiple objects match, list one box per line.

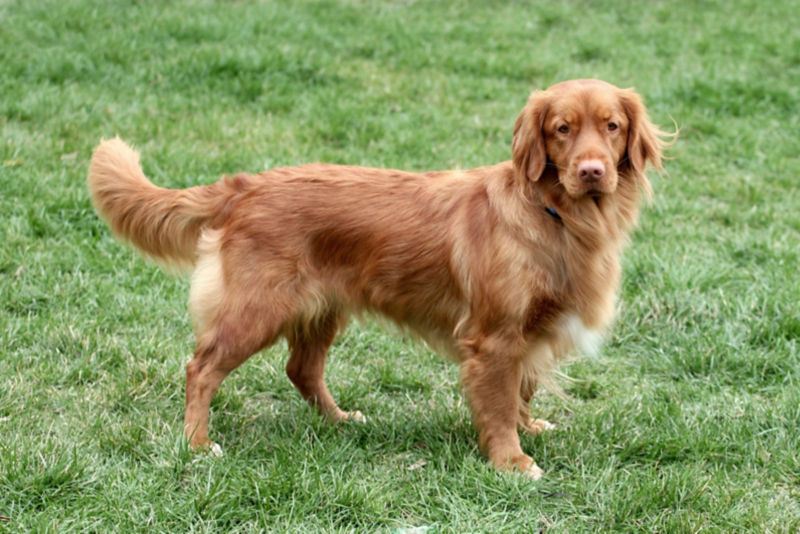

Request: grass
left=1, top=0, right=799, bottom=531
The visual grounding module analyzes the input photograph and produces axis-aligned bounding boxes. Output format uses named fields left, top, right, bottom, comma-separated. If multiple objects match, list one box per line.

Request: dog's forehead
left=547, top=78, right=619, bottom=94
left=548, top=86, right=625, bottom=123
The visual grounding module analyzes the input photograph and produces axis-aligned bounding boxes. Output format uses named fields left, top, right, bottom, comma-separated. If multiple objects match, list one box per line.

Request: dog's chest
left=561, top=312, right=604, bottom=357
left=523, top=297, right=604, bottom=357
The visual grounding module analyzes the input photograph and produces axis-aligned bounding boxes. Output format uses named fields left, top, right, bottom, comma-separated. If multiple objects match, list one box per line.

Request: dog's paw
left=525, top=461, right=545, bottom=480
left=500, top=454, right=545, bottom=480
left=345, top=410, right=367, bottom=424
left=209, top=442, right=224, bottom=457
left=191, top=441, right=224, bottom=463
left=327, top=409, right=367, bottom=424
left=522, top=418, right=556, bottom=435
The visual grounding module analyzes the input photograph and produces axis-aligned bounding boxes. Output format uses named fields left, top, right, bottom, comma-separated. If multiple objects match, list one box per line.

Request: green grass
left=2, top=0, right=799, bottom=531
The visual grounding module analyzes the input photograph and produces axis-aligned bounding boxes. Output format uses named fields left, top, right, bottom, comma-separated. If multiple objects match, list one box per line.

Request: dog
left=88, top=79, right=670, bottom=479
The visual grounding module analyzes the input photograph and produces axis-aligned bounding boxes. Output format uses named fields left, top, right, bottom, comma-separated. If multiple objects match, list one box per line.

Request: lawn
left=1, top=0, right=799, bottom=531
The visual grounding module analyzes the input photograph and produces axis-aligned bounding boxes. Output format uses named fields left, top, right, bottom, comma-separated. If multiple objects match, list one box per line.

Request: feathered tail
left=87, top=137, right=235, bottom=271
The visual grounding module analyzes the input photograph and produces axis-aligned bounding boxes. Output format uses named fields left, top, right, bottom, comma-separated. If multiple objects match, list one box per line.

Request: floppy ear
left=619, top=88, right=677, bottom=199
left=619, top=88, right=665, bottom=176
left=512, top=91, right=550, bottom=183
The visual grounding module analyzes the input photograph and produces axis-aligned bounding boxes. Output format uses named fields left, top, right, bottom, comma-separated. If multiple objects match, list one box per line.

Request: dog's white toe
left=348, top=410, right=367, bottom=424
left=524, top=418, right=556, bottom=435
left=538, top=419, right=556, bottom=431
left=526, top=462, right=545, bottom=480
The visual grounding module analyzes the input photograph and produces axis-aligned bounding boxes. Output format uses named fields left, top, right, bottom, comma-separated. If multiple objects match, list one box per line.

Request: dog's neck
left=544, top=205, right=562, bottom=221
left=531, top=168, right=643, bottom=252
left=530, top=170, right=645, bottom=328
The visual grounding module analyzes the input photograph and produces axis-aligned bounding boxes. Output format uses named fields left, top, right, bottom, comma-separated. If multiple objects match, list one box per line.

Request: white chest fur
left=562, top=313, right=604, bottom=358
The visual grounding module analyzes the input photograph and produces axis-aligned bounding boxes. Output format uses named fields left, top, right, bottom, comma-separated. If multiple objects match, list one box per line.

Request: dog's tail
left=88, top=137, right=236, bottom=271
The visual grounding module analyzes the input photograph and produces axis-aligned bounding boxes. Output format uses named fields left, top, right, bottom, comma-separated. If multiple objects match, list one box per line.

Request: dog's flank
left=87, top=79, right=672, bottom=479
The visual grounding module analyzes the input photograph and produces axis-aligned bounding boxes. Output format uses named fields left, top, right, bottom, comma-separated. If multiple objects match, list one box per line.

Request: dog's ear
left=619, top=89, right=666, bottom=176
left=512, top=91, right=550, bottom=183
left=618, top=88, right=677, bottom=198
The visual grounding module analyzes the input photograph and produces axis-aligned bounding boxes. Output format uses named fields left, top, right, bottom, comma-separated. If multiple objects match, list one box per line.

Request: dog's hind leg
left=518, top=372, right=555, bottom=435
left=285, top=311, right=364, bottom=423
left=184, top=296, right=288, bottom=452
left=186, top=230, right=308, bottom=450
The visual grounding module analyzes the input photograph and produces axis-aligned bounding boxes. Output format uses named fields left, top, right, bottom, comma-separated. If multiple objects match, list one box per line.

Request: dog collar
left=545, top=206, right=561, bottom=220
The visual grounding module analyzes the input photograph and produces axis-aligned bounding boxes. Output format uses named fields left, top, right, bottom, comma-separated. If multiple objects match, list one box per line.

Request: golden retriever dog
left=88, top=79, right=670, bottom=479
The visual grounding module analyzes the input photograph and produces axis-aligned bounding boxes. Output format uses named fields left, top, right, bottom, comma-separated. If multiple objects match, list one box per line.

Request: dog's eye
left=557, top=125, right=570, bottom=134
left=608, top=122, right=618, bottom=131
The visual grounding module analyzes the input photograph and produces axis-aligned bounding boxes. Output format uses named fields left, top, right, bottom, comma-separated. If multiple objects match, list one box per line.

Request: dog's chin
left=561, top=182, right=613, bottom=200
left=587, top=191, right=605, bottom=207
left=578, top=181, right=617, bottom=199
left=557, top=174, right=614, bottom=199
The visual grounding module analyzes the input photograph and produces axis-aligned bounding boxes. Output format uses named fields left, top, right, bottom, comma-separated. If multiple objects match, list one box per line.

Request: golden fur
left=87, top=79, right=671, bottom=478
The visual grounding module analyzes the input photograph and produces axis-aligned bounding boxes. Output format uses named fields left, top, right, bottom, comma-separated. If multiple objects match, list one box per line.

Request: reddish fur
left=87, top=79, right=672, bottom=476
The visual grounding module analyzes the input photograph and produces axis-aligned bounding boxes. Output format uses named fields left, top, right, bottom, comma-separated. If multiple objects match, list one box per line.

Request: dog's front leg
left=460, top=331, right=544, bottom=479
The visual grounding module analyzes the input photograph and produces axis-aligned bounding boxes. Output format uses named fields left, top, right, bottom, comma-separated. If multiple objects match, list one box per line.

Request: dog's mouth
left=554, top=172, right=614, bottom=200
left=584, top=179, right=617, bottom=198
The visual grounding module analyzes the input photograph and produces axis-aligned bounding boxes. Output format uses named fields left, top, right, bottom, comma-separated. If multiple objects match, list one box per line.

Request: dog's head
left=512, top=79, right=665, bottom=199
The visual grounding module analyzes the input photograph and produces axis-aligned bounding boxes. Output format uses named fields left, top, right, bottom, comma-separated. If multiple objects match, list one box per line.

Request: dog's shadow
left=205, top=388, right=560, bottom=477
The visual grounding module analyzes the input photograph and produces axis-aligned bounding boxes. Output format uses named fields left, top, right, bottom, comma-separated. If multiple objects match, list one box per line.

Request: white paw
left=209, top=442, right=224, bottom=457
left=525, top=462, right=545, bottom=480
left=348, top=410, right=367, bottom=424
left=537, top=419, right=556, bottom=431
left=525, top=418, right=556, bottom=435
